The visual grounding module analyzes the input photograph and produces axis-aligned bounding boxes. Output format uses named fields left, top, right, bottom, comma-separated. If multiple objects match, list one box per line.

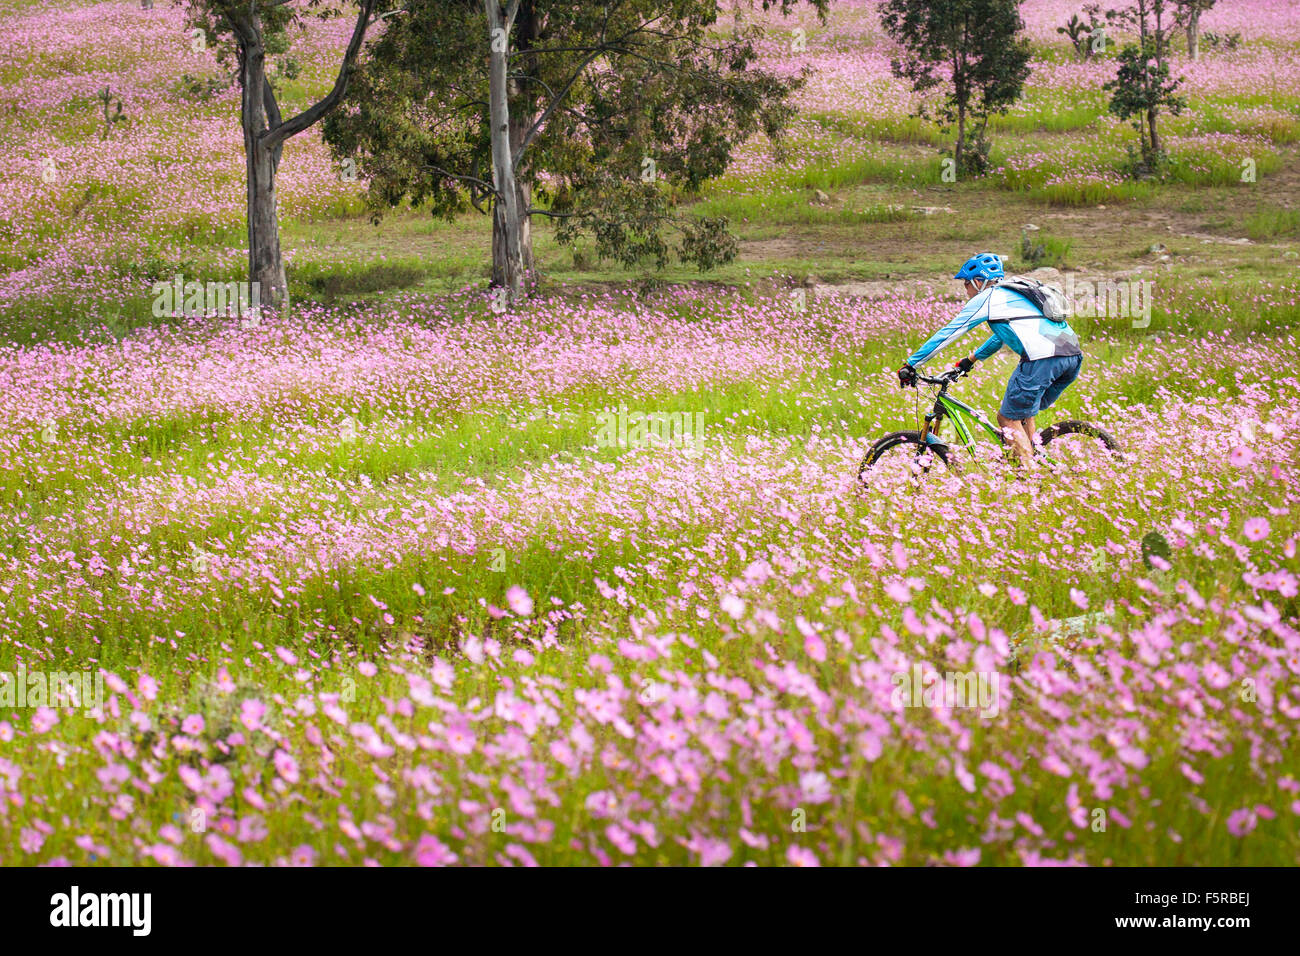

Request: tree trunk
left=246, top=136, right=288, bottom=310
left=486, top=0, right=526, bottom=305
left=1147, top=107, right=1160, bottom=156
left=955, top=102, right=966, bottom=175
left=1186, top=15, right=1200, bottom=60
left=238, top=23, right=288, bottom=310
left=492, top=109, right=534, bottom=284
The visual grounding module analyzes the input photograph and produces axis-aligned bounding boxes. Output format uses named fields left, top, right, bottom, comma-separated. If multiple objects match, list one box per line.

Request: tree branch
left=261, top=0, right=377, bottom=150
left=419, top=164, right=501, bottom=200
left=262, top=76, right=281, bottom=129
left=513, top=46, right=608, bottom=167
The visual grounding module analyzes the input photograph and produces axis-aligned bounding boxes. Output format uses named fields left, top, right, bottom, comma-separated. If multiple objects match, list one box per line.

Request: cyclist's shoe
left=896, top=364, right=918, bottom=388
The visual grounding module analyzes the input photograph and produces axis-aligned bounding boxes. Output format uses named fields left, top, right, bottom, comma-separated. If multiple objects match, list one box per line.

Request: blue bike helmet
left=954, top=252, right=1004, bottom=282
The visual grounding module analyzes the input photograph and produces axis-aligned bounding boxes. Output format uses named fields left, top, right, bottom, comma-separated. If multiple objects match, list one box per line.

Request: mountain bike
left=858, top=367, right=1122, bottom=483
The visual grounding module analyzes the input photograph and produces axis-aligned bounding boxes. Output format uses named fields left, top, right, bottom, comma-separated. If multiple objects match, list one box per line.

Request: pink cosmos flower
left=20, top=827, right=45, bottom=854
left=274, top=750, right=300, bottom=784
left=460, top=636, right=484, bottom=664
left=444, top=722, right=475, bottom=755
left=1202, top=661, right=1232, bottom=690
left=203, top=765, right=235, bottom=803
left=786, top=845, right=820, bottom=867
left=206, top=833, right=243, bottom=866
left=291, top=845, right=318, bottom=866
left=137, top=674, right=159, bottom=701
left=239, top=698, right=266, bottom=731
left=696, top=839, right=732, bottom=867
left=1243, top=517, right=1270, bottom=542
left=414, top=835, right=458, bottom=866
left=181, top=714, right=205, bottom=736
left=584, top=791, right=618, bottom=819
left=799, top=771, right=832, bottom=803
left=238, top=815, right=269, bottom=842
left=32, top=707, right=58, bottom=734
left=147, top=844, right=182, bottom=866
left=884, top=580, right=911, bottom=603
left=720, top=593, right=745, bottom=619
left=506, top=585, right=534, bottom=617
left=943, top=848, right=981, bottom=867
left=178, top=766, right=203, bottom=792
left=1226, top=808, right=1257, bottom=837
left=605, top=824, right=637, bottom=855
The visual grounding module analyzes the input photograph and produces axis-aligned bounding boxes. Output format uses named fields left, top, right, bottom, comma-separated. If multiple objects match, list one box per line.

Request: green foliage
left=266, top=56, right=301, bottom=95
left=1019, top=230, right=1073, bottom=269
left=1117, top=141, right=1175, bottom=180
left=879, top=0, right=1032, bottom=178
left=1104, top=1, right=1186, bottom=170
left=954, top=128, right=992, bottom=176
left=323, top=0, right=828, bottom=276
left=175, top=72, right=233, bottom=101
left=1106, top=41, right=1186, bottom=142
left=292, top=260, right=429, bottom=304
left=1057, top=4, right=1116, bottom=61
left=181, top=0, right=305, bottom=74
left=96, top=85, right=124, bottom=140
left=1200, top=30, right=1240, bottom=51
left=1244, top=204, right=1300, bottom=240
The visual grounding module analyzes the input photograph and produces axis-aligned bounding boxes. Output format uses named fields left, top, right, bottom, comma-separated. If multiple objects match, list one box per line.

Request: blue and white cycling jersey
left=907, top=284, right=1082, bottom=367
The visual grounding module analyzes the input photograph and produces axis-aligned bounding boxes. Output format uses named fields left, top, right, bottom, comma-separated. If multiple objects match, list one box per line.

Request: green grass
left=1244, top=203, right=1300, bottom=240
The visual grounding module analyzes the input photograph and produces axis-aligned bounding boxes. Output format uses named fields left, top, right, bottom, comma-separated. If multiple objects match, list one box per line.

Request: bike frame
left=922, top=391, right=1003, bottom=451
left=914, top=371, right=1061, bottom=464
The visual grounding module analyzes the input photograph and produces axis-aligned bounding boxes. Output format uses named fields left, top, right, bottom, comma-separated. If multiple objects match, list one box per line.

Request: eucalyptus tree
left=324, top=0, right=828, bottom=304
left=183, top=0, right=389, bottom=308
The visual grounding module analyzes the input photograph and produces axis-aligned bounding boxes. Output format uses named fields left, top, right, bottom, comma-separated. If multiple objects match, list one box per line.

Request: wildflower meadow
left=0, top=0, right=1297, bottom=887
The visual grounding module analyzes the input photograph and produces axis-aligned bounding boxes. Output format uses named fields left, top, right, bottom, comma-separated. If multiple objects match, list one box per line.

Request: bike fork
left=921, top=414, right=949, bottom=454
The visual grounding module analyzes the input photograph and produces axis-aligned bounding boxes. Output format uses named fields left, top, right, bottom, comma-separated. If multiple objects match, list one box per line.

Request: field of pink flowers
left=1, top=1, right=1299, bottom=867
left=2, top=282, right=1299, bottom=865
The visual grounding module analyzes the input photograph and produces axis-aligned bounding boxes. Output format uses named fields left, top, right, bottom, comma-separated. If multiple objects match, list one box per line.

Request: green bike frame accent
left=927, top=392, right=1061, bottom=465
left=930, top=393, right=1002, bottom=449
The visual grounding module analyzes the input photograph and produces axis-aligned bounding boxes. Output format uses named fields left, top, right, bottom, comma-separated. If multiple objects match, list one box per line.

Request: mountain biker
left=895, top=252, right=1082, bottom=463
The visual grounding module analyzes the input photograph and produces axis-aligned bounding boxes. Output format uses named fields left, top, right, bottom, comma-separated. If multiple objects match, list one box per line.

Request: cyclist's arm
left=971, top=333, right=1002, bottom=362
left=906, top=290, right=993, bottom=367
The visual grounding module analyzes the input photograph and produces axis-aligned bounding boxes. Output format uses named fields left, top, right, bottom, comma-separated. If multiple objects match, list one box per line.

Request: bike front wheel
left=858, top=430, right=950, bottom=487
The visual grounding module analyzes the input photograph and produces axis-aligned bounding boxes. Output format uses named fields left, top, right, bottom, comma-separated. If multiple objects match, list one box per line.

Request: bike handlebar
left=909, top=368, right=965, bottom=388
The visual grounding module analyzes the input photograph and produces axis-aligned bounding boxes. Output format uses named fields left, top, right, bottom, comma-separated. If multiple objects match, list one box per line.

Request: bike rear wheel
left=858, top=430, right=949, bottom=486
left=1038, top=420, right=1123, bottom=471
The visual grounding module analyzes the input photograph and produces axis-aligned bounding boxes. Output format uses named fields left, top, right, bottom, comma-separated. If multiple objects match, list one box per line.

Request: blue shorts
left=1000, top=354, right=1082, bottom=420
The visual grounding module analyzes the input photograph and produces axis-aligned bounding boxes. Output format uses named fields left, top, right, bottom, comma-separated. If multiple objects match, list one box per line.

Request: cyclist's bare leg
left=997, top=412, right=1033, bottom=464
left=1022, top=415, right=1038, bottom=454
